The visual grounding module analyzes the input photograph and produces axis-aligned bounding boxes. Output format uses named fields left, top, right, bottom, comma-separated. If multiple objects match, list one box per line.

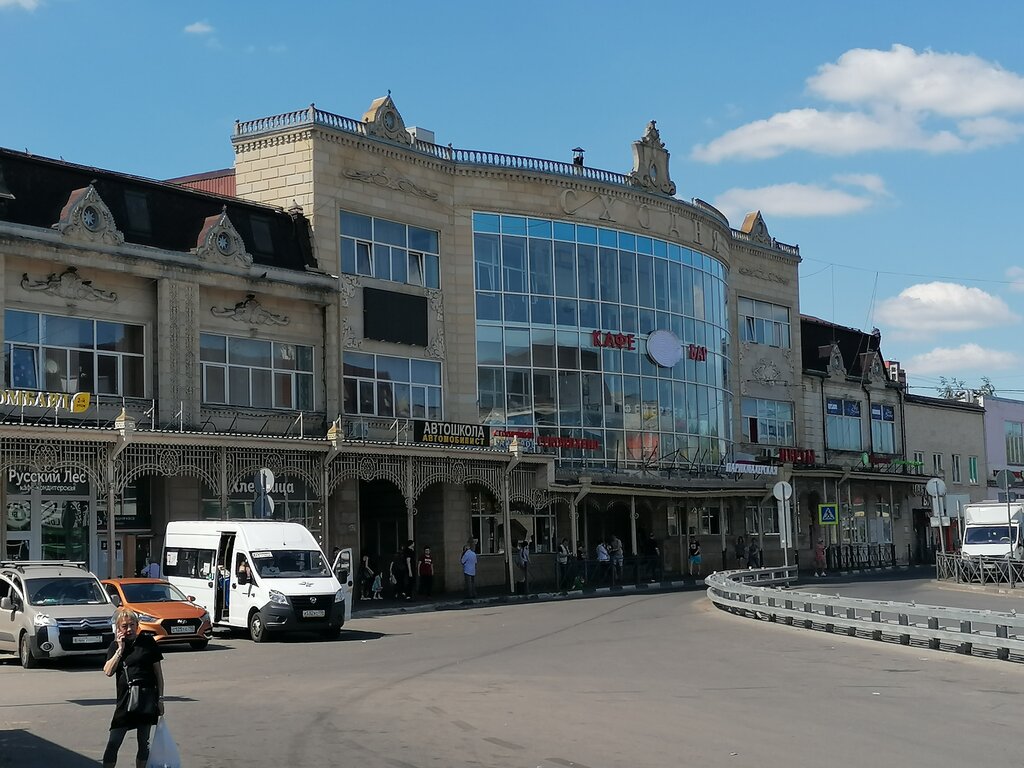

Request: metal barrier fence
left=936, top=552, right=1024, bottom=588
left=706, top=566, right=1024, bottom=661
left=826, top=543, right=897, bottom=571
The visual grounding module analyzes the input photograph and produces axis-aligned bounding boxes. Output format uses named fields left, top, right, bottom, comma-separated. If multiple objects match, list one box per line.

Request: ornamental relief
left=340, top=317, right=363, bottom=350
left=738, top=266, right=790, bottom=285
left=52, top=184, right=124, bottom=246
left=342, top=167, right=439, bottom=201
left=339, top=275, right=361, bottom=307
left=211, top=294, right=289, bottom=326
left=193, top=209, right=253, bottom=268
left=21, top=266, right=117, bottom=302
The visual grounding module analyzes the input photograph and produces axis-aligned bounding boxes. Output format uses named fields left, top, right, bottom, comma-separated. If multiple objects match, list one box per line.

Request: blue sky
left=4, top=0, right=1024, bottom=396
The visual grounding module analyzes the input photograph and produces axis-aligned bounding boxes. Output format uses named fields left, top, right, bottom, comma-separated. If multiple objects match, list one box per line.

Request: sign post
left=773, top=481, right=793, bottom=568
left=253, top=468, right=275, bottom=519
left=995, top=470, right=1015, bottom=562
left=926, top=477, right=947, bottom=555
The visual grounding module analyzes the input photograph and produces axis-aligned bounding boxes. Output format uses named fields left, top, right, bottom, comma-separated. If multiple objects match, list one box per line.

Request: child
left=371, top=572, right=383, bottom=600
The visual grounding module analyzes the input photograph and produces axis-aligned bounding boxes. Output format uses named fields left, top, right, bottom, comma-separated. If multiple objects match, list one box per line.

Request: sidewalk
left=350, top=576, right=708, bottom=619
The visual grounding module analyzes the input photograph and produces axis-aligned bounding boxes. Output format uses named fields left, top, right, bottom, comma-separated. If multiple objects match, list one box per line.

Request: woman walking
left=102, top=607, right=164, bottom=768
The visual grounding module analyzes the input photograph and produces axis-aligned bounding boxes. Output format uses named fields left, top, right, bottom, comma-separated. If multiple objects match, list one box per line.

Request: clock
left=216, top=231, right=233, bottom=255
left=82, top=206, right=100, bottom=231
left=382, top=110, right=397, bottom=131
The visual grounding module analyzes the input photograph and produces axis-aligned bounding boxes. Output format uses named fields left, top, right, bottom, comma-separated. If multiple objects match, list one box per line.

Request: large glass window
left=968, top=456, right=979, bottom=485
left=340, top=211, right=439, bottom=289
left=740, top=398, right=793, bottom=446
left=200, top=333, right=313, bottom=410
left=738, top=298, right=790, bottom=348
left=3, top=310, right=145, bottom=397
left=468, top=488, right=554, bottom=554
left=343, top=351, right=441, bottom=419
left=1006, top=421, right=1024, bottom=465
left=826, top=398, right=861, bottom=451
left=472, top=213, right=730, bottom=469
left=745, top=502, right=779, bottom=535
left=870, top=403, right=896, bottom=454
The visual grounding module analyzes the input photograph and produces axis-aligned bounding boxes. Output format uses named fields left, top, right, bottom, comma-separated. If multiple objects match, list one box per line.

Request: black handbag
left=124, top=662, right=159, bottom=717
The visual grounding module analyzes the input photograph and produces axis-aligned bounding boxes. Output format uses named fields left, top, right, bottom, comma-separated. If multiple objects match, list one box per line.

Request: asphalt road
left=2, top=582, right=1023, bottom=768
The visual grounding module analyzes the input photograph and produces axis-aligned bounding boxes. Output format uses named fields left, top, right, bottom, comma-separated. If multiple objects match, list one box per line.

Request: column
left=156, top=279, right=200, bottom=427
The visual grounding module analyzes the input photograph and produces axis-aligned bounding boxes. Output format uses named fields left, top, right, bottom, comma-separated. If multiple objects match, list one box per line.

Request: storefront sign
left=646, top=330, right=682, bottom=368
left=777, top=448, right=816, bottom=465
left=0, top=389, right=91, bottom=413
left=537, top=436, right=600, bottom=450
left=686, top=344, right=707, bottom=362
left=7, top=467, right=90, bottom=495
left=591, top=330, right=635, bottom=350
left=725, top=462, right=778, bottom=476
left=414, top=420, right=491, bottom=447
left=490, top=429, right=599, bottom=452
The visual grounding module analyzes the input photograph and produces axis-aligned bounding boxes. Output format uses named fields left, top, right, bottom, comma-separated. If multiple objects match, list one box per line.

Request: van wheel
left=248, top=611, right=266, bottom=643
left=20, top=633, right=38, bottom=669
left=322, top=625, right=341, bottom=641
left=189, top=639, right=210, bottom=650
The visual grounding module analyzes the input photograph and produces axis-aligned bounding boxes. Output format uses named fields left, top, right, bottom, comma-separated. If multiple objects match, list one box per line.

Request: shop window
left=201, top=333, right=313, bottom=410
left=340, top=211, right=439, bottom=289
left=741, top=398, right=794, bottom=446
left=870, top=403, right=896, bottom=453
left=343, top=352, right=441, bottom=420
left=826, top=398, right=861, bottom=451
left=738, top=297, right=790, bottom=347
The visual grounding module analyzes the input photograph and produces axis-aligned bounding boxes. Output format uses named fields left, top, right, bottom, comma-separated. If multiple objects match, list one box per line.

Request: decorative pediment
left=819, top=343, right=846, bottom=377
left=629, top=120, right=676, bottom=196
left=740, top=211, right=772, bottom=245
left=21, top=266, right=117, bottom=302
left=210, top=294, right=289, bottom=326
left=193, top=208, right=253, bottom=267
left=362, top=93, right=412, bottom=146
left=52, top=184, right=124, bottom=245
left=860, top=352, right=885, bottom=384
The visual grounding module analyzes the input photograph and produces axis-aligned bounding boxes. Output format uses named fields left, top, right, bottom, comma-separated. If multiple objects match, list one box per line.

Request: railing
left=936, top=552, right=1024, bottom=588
left=826, top=543, right=898, bottom=571
left=706, top=566, right=1024, bottom=660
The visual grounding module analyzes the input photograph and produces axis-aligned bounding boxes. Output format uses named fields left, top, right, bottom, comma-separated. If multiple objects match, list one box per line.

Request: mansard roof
left=0, top=148, right=313, bottom=271
left=800, top=314, right=884, bottom=378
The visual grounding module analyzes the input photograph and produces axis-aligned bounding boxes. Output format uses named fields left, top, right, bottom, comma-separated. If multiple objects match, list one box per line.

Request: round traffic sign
left=925, top=477, right=947, bottom=498
left=258, top=468, right=276, bottom=494
left=772, top=481, right=793, bottom=501
left=995, top=469, right=1014, bottom=492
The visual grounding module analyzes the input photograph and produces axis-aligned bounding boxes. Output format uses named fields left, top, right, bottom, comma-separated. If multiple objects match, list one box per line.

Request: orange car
left=101, top=578, right=212, bottom=650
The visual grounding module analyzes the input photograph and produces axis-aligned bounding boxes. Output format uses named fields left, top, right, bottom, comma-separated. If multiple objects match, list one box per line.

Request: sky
left=3, top=0, right=1023, bottom=397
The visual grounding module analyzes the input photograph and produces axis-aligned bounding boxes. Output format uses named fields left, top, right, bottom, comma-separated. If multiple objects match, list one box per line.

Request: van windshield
left=26, top=577, right=108, bottom=606
left=964, top=525, right=1017, bottom=545
left=248, top=550, right=329, bottom=579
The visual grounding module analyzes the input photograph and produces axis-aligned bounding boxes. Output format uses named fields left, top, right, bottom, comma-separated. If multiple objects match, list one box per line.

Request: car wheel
left=322, top=625, right=341, bottom=641
left=248, top=611, right=266, bottom=643
left=189, top=639, right=210, bottom=651
left=19, top=633, right=38, bottom=670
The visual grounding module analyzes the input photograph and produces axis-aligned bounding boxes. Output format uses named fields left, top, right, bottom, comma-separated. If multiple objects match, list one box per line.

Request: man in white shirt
left=596, top=540, right=611, bottom=586
left=461, top=541, right=478, bottom=599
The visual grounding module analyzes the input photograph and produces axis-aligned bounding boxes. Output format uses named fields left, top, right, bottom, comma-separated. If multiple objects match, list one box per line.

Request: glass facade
left=473, top=212, right=730, bottom=467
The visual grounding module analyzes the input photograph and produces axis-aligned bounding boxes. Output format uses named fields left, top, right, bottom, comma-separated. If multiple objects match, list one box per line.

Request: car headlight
left=134, top=612, right=158, bottom=623
left=199, top=611, right=211, bottom=624
left=33, top=613, right=57, bottom=628
left=268, top=590, right=289, bottom=606
left=334, top=589, right=345, bottom=604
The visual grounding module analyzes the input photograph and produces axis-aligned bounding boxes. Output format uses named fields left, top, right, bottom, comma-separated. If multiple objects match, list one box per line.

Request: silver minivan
left=0, top=561, right=115, bottom=669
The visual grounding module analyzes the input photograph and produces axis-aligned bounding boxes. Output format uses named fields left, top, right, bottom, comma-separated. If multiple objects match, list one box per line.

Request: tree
left=935, top=376, right=995, bottom=400
left=977, top=376, right=996, bottom=396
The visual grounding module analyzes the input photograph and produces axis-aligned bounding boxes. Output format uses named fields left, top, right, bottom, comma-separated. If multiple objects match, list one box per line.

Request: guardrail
left=936, top=552, right=1024, bottom=587
left=705, top=567, right=1024, bottom=661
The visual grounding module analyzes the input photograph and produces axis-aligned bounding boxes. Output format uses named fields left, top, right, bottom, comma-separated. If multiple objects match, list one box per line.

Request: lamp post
left=773, top=481, right=793, bottom=568
left=504, top=438, right=523, bottom=594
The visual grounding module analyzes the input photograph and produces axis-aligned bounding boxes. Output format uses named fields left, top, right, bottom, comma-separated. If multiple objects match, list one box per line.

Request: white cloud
left=714, top=183, right=875, bottom=222
left=832, top=173, right=889, bottom=196
left=184, top=20, right=214, bottom=35
left=808, top=44, right=1024, bottom=118
left=875, top=282, right=1020, bottom=334
left=0, top=0, right=39, bottom=8
left=693, top=45, right=1024, bottom=162
left=1007, top=266, right=1024, bottom=292
left=692, top=108, right=961, bottom=162
left=906, top=344, right=1020, bottom=375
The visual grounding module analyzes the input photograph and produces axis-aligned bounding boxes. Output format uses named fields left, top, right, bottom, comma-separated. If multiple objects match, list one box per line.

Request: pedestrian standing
left=102, top=608, right=164, bottom=768
left=734, top=536, right=746, bottom=569
left=814, top=538, right=827, bottom=577
left=595, top=539, right=611, bottom=585
left=609, top=534, right=624, bottom=583
left=401, top=539, right=416, bottom=601
left=747, top=538, right=761, bottom=569
left=557, top=538, right=571, bottom=590
left=642, top=532, right=661, bottom=582
left=358, top=554, right=375, bottom=600
left=418, top=546, right=434, bottom=597
left=461, top=541, right=478, bottom=599
left=515, top=540, right=530, bottom=594
left=688, top=537, right=702, bottom=577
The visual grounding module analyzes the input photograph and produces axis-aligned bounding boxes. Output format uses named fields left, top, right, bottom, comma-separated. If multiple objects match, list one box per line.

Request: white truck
left=163, top=521, right=352, bottom=643
left=959, top=502, right=1024, bottom=559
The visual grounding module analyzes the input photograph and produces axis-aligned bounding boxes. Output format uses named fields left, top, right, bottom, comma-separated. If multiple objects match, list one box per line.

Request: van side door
left=332, top=548, right=354, bottom=623
left=0, top=574, right=22, bottom=651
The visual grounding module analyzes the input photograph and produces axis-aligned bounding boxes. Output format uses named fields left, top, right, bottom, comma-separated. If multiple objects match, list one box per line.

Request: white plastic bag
left=147, top=718, right=181, bottom=768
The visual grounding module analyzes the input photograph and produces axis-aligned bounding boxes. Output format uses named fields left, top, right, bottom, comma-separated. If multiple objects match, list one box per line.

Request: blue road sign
left=818, top=503, right=838, bottom=525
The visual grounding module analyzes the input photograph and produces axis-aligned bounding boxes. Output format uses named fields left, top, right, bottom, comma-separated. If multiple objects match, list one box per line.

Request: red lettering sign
left=591, top=330, right=635, bottom=350
left=778, top=448, right=815, bottom=465
left=537, top=436, right=601, bottom=450
left=687, top=344, right=707, bottom=362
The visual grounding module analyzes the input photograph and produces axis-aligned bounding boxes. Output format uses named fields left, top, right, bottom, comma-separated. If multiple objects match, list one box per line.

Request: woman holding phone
left=102, top=607, right=165, bottom=768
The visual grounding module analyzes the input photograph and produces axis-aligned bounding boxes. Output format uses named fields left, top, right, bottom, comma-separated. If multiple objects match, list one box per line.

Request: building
left=976, top=394, right=1024, bottom=502
left=903, top=390, right=987, bottom=558
left=3, top=94, right=816, bottom=588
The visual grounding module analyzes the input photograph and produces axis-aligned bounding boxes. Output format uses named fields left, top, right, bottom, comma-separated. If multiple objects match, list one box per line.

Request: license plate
left=302, top=609, right=326, bottom=618
left=170, top=626, right=194, bottom=634
left=72, top=635, right=101, bottom=644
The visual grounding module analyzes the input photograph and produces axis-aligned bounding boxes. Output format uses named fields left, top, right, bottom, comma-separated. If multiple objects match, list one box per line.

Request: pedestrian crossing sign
left=818, top=503, right=838, bottom=525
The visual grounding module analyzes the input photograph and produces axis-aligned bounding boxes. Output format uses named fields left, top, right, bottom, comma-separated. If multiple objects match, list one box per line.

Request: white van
left=163, top=521, right=352, bottom=642
left=960, top=502, right=1024, bottom=559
